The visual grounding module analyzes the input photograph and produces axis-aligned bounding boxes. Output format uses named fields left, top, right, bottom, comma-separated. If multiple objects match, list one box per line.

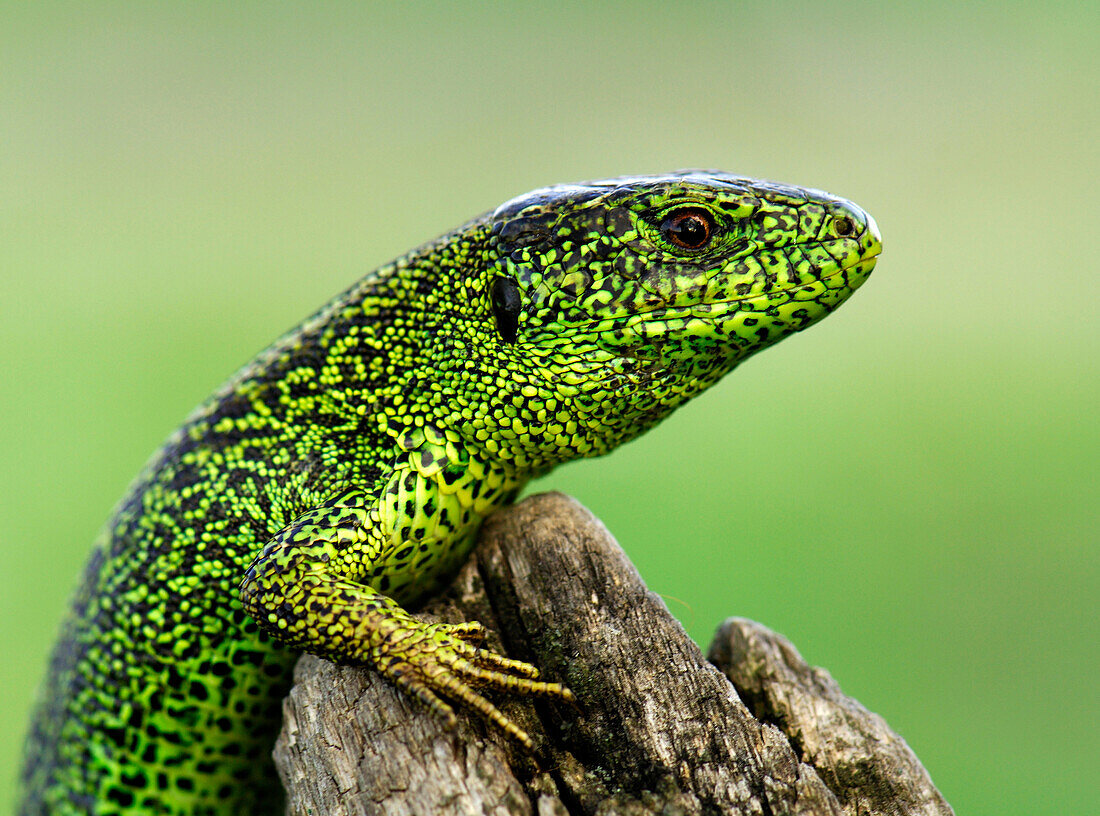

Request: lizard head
left=440, top=172, right=881, bottom=463
left=488, top=172, right=880, bottom=360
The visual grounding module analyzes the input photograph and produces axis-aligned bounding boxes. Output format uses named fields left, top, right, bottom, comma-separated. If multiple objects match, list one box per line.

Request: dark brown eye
left=660, top=208, right=713, bottom=250
left=832, top=215, right=855, bottom=237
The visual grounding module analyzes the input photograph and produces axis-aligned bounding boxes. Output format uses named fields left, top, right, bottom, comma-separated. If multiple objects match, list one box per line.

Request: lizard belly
left=370, top=445, right=526, bottom=606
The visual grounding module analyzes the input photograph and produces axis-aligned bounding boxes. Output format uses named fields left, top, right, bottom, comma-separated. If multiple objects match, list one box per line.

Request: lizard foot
left=369, top=616, right=574, bottom=749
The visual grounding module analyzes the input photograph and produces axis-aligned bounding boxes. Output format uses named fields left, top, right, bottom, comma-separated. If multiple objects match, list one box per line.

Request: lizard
left=18, top=172, right=882, bottom=815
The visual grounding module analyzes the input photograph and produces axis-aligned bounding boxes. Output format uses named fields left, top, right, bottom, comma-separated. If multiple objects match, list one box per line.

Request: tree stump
left=274, top=493, right=953, bottom=816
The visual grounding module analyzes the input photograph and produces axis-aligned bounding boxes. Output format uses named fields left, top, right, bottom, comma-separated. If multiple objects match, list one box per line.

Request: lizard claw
left=370, top=617, right=573, bottom=749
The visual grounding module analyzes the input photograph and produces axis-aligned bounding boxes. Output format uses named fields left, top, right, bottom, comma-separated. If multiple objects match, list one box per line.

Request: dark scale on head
left=18, top=172, right=880, bottom=814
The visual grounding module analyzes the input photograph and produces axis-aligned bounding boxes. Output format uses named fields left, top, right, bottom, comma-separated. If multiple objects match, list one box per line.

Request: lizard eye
left=660, top=208, right=714, bottom=250
left=490, top=276, right=521, bottom=344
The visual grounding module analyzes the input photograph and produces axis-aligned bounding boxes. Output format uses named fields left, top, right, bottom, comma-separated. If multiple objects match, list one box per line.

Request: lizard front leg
left=239, top=472, right=572, bottom=748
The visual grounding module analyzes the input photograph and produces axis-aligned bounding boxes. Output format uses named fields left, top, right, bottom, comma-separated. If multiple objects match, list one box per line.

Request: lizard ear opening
left=490, top=276, right=521, bottom=344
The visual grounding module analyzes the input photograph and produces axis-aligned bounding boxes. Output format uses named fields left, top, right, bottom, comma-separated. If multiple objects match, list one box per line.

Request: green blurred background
left=2, top=2, right=1096, bottom=812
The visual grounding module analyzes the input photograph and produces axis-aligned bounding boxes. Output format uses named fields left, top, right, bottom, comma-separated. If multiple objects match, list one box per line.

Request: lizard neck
left=198, top=223, right=739, bottom=484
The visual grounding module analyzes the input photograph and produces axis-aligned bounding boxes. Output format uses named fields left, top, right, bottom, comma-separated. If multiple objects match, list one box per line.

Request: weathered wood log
left=274, top=492, right=953, bottom=816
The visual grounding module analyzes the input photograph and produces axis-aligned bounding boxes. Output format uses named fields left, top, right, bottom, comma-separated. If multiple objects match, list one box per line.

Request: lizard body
left=19, top=173, right=881, bottom=815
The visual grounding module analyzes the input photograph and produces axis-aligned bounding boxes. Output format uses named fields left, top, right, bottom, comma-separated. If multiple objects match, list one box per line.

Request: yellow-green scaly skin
left=18, top=173, right=882, bottom=815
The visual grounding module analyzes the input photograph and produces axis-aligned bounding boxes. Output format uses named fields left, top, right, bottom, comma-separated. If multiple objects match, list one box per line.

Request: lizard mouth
left=567, top=251, right=879, bottom=333
left=704, top=252, right=879, bottom=308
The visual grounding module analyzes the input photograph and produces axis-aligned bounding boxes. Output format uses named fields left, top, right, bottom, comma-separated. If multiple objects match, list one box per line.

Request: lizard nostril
left=832, top=215, right=855, bottom=237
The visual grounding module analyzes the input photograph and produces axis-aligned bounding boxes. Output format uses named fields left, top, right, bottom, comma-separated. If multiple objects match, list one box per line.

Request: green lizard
left=18, top=172, right=881, bottom=815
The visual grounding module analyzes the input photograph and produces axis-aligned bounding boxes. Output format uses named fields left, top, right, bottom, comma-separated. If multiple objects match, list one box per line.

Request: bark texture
left=274, top=492, right=953, bottom=816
